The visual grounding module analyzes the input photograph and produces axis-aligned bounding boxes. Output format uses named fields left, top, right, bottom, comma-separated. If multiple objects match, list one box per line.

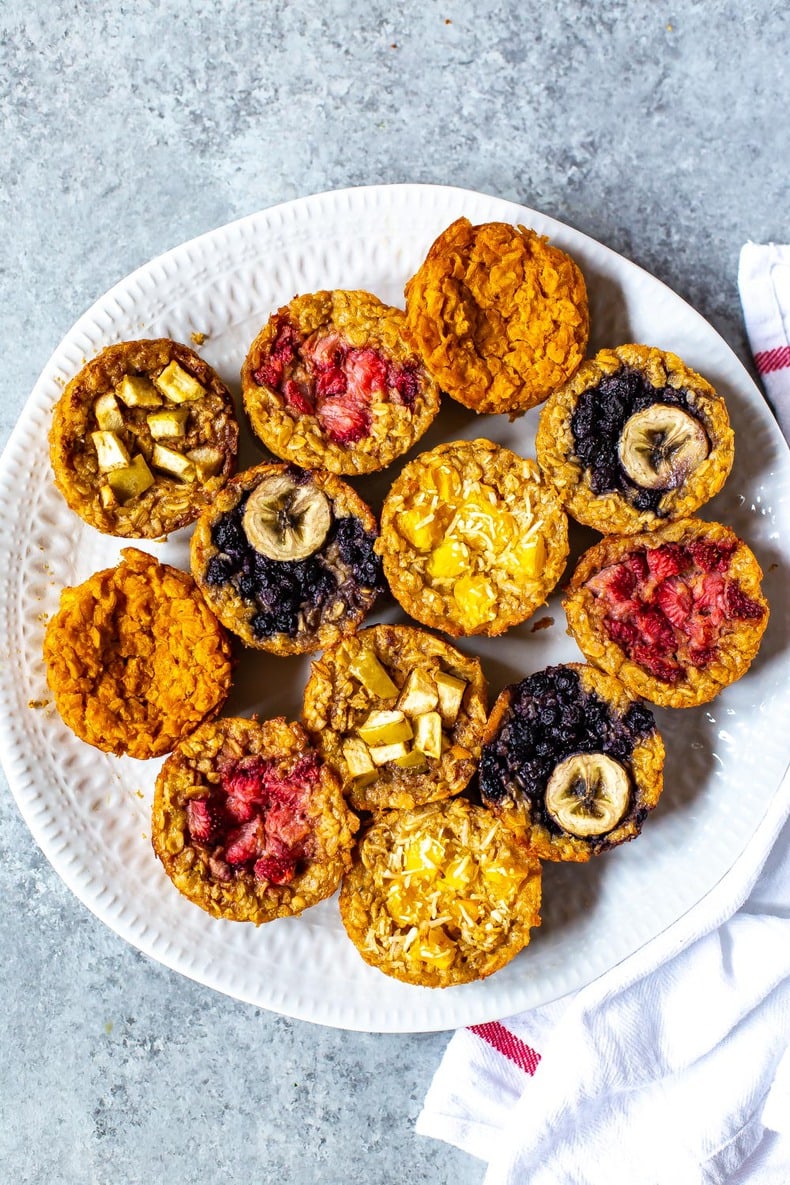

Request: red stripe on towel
left=468, top=1021, right=542, bottom=1075
left=754, top=345, right=790, bottom=374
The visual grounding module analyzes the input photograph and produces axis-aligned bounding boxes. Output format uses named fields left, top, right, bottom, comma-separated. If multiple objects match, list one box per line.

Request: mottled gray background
left=1, top=1, right=788, bottom=1182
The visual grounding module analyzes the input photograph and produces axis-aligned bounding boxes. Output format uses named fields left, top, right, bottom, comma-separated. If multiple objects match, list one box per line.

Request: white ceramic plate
left=2, top=184, right=789, bottom=1032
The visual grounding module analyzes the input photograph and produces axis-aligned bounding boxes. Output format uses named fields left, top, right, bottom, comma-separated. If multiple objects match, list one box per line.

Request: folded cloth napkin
left=416, top=245, right=790, bottom=1185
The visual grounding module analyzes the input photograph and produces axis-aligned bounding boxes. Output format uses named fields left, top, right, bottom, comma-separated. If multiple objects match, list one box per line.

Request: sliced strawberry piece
left=606, top=618, right=639, bottom=649
left=688, top=539, right=736, bottom=573
left=223, top=757, right=271, bottom=803
left=723, top=580, right=765, bottom=621
left=693, top=572, right=727, bottom=624
left=345, top=347, right=389, bottom=398
left=225, top=793, right=256, bottom=824
left=389, top=363, right=421, bottom=409
left=646, top=543, right=687, bottom=582
left=253, top=356, right=285, bottom=389
left=265, top=801, right=311, bottom=848
left=254, top=854, right=297, bottom=885
left=624, top=551, right=650, bottom=583
left=265, top=754, right=320, bottom=809
left=633, top=606, right=676, bottom=654
left=186, top=798, right=224, bottom=845
left=315, top=366, right=348, bottom=398
left=282, top=378, right=315, bottom=416
left=688, top=646, right=716, bottom=668
left=317, top=393, right=372, bottom=445
left=225, top=817, right=265, bottom=866
left=654, top=576, right=693, bottom=629
left=631, top=643, right=682, bottom=683
left=305, top=332, right=347, bottom=371
left=255, top=318, right=300, bottom=389
left=587, top=562, right=636, bottom=605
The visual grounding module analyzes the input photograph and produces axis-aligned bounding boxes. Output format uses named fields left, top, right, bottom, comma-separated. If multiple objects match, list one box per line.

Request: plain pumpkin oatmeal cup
left=404, top=217, right=589, bottom=415
left=43, top=548, right=233, bottom=759
left=376, top=438, right=569, bottom=637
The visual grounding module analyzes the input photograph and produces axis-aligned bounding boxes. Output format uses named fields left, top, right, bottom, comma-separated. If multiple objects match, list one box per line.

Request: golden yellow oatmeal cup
left=302, top=623, right=488, bottom=813
left=152, top=717, right=358, bottom=924
left=480, top=663, right=665, bottom=862
left=536, top=344, right=735, bottom=534
left=43, top=548, right=233, bottom=759
left=339, top=798, right=542, bottom=988
left=563, top=519, right=769, bottom=708
left=49, top=339, right=238, bottom=538
left=241, top=289, right=441, bottom=475
left=376, top=438, right=570, bottom=637
left=404, top=217, right=589, bottom=415
left=190, top=461, right=384, bottom=655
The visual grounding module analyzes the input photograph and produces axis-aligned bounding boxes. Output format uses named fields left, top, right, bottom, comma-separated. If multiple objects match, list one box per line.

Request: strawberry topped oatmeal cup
left=241, top=290, right=442, bottom=475
left=152, top=717, right=358, bottom=924
left=564, top=519, right=769, bottom=708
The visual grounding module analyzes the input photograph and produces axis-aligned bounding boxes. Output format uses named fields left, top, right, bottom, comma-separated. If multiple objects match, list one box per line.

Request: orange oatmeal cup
left=43, top=548, right=233, bottom=759
left=152, top=717, right=358, bottom=924
left=49, top=339, right=238, bottom=538
left=191, top=461, right=384, bottom=655
left=404, top=218, right=589, bottom=415
left=479, top=663, right=664, bottom=862
left=302, top=624, right=488, bottom=813
left=376, top=439, right=569, bottom=637
left=241, top=290, right=441, bottom=475
left=536, top=344, right=735, bottom=534
left=339, top=798, right=542, bottom=987
left=563, top=519, right=769, bottom=708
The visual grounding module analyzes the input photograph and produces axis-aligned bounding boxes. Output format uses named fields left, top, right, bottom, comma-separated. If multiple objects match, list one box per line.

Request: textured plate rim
left=1, top=182, right=789, bottom=1032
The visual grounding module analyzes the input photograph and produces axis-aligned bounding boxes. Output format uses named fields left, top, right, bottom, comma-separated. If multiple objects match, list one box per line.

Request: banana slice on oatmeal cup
left=536, top=344, right=734, bottom=534
left=376, top=439, right=569, bottom=637
left=479, top=663, right=664, bottom=862
left=190, top=461, right=385, bottom=655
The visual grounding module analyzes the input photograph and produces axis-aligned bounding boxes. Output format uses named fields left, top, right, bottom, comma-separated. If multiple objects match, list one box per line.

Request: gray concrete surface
left=1, top=1, right=787, bottom=1182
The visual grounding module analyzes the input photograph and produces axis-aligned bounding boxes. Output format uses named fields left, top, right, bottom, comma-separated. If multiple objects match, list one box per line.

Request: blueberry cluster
left=205, top=494, right=383, bottom=641
left=479, top=667, right=655, bottom=831
left=570, top=368, right=696, bottom=513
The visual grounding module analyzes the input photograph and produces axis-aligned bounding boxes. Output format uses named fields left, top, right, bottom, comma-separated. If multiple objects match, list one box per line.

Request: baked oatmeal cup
left=152, top=717, right=357, bottom=924
left=479, top=663, right=664, bottom=862
left=563, top=519, right=769, bottom=708
left=49, top=339, right=238, bottom=538
left=339, top=798, right=542, bottom=988
left=302, top=623, right=488, bottom=812
left=191, top=461, right=384, bottom=655
left=241, top=290, right=441, bottom=475
left=536, top=344, right=735, bottom=534
left=43, top=548, right=233, bottom=759
left=404, top=217, right=589, bottom=415
left=377, top=439, right=569, bottom=637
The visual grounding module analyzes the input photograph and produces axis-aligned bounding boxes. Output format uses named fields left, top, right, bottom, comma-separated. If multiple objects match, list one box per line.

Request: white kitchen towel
left=416, top=245, right=790, bottom=1185
left=739, top=243, right=790, bottom=438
